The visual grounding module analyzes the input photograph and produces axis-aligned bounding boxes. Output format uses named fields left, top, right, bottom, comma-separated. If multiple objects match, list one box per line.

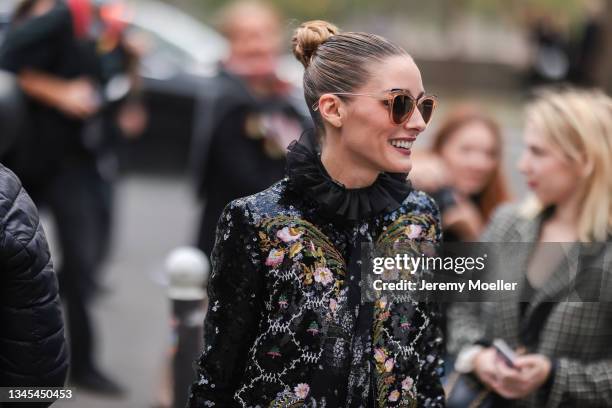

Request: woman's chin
left=384, top=160, right=412, bottom=174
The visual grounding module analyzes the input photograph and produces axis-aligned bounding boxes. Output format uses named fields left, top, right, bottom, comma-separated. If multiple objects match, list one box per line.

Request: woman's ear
left=318, top=94, right=343, bottom=128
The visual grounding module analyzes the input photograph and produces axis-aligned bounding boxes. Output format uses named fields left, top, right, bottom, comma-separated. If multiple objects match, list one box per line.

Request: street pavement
left=45, top=176, right=200, bottom=408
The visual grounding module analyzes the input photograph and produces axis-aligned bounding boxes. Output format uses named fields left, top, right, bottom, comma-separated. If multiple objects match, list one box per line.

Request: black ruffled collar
left=286, top=131, right=413, bottom=221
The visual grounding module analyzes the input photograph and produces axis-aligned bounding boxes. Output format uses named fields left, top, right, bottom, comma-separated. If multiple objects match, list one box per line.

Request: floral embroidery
left=307, top=321, right=320, bottom=335
left=313, top=266, right=333, bottom=286
left=266, top=346, right=282, bottom=358
left=289, top=241, right=303, bottom=258
left=278, top=294, right=288, bottom=309
left=374, top=348, right=387, bottom=364
left=402, top=376, right=414, bottom=391
left=329, top=298, right=338, bottom=314
left=384, top=358, right=395, bottom=372
left=265, top=248, right=285, bottom=267
left=294, top=383, right=310, bottom=399
left=277, top=226, right=303, bottom=242
left=389, top=390, right=400, bottom=402
left=191, top=185, right=444, bottom=407
left=405, top=224, right=423, bottom=239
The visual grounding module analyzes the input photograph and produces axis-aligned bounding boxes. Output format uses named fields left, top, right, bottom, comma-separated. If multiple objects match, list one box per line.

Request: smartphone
left=492, top=338, right=517, bottom=368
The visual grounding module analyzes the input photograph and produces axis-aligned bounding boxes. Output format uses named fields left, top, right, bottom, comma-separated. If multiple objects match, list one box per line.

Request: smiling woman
left=187, top=19, right=445, bottom=408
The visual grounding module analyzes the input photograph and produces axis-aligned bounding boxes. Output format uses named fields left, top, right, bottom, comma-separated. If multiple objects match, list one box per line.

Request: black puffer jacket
left=0, top=164, right=68, bottom=387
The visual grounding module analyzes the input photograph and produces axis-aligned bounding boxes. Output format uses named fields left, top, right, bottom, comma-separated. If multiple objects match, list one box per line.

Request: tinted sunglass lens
left=418, top=98, right=435, bottom=124
left=392, top=95, right=413, bottom=124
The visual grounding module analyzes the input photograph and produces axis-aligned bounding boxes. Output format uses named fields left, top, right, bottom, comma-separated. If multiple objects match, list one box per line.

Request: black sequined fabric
left=187, top=135, right=446, bottom=408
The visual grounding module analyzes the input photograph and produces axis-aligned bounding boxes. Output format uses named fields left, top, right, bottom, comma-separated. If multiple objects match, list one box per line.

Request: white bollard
left=165, top=247, right=210, bottom=408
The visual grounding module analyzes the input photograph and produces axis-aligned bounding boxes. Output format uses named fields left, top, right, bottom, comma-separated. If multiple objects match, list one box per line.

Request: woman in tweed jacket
left=466, top=88, right=612, bottom=407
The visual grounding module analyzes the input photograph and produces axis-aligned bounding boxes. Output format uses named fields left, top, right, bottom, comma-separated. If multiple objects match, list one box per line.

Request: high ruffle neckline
left=285, top=131, right=413, bottom=221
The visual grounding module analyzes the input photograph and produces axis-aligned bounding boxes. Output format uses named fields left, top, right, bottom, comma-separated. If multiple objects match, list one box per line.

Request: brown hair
left=292, top=20, right=409, bottom=131
left=430, top=105, right=511, bottom=220
left=12, top=0, right=37, bottom=23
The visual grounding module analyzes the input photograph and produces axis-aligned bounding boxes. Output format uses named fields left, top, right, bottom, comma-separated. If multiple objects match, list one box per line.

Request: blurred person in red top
left=0, top=0, right=142, bottom=395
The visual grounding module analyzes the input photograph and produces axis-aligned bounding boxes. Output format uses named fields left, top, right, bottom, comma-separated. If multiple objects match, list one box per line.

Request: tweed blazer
left=479, top=204, right=612, bottom=408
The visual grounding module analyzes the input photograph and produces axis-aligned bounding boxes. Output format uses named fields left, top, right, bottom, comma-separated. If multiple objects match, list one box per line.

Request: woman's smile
left=389, top=137, right=415, bottom=156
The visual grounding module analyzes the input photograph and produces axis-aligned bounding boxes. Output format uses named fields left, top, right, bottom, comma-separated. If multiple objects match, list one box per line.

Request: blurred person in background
left=188, top=19, right=444, bottom=407
left=0, top=0, right=141, bottom=395
left=457, top=88, right=612, bottom=407
left=568, top=0, right=607, bottom=87
left=158, top=2, right=309, bottom=405
left=190, top=0, right=311, bottom=259
left=411, top=106, right=511, bottom=377
left=411, top=105, right=511, bottom=243
left=524, top=10, right=572, bottom=85
left=0, top=159, right=68, bottom=404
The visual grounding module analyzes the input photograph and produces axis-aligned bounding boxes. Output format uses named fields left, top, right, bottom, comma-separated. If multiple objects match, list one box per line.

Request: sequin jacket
left=187, top=176, right=445, bottom=408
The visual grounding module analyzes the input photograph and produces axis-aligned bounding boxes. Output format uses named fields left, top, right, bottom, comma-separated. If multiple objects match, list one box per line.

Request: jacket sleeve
left=0, top=167, right=68, bottom=389
left=543, top=358, right=612, bottom=408
left=416, top=194, right=446, bottom=407
left=187, top=200, right=265, bottom=407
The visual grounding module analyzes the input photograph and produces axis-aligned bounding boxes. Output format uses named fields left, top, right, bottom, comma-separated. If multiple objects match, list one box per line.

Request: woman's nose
left=517, top=152, right=529, bottom=174
left=404, top=108, right=427, bottom=133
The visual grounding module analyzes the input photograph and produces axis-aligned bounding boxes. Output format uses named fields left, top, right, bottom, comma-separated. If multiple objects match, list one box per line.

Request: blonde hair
left=525, top=88, right=612, bottom=242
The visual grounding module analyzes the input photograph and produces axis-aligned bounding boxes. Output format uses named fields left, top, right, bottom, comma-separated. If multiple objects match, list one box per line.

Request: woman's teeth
left=389, top=140, right=413, bottom=150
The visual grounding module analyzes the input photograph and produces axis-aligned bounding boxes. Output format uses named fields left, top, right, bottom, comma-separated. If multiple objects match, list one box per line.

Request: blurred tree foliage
left=184, top=0, right=587, bottom=27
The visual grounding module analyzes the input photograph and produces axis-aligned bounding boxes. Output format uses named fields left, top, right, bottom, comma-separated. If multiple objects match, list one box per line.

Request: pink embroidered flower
left=402, top=376, right=414, bottom=391
left=329, top=298, right=338, bottom=313
left=266, top=346, right=282, bottom=358
left=307, top=321, right=319, bottom=335
left=265, top=248, right=284, bottom=267
left=309, top=240, right=316, bottom=252
left=277, top=226, right=302, bottom=242
left=384, top=358, right=395, bottom=372
left=388, top=390, right=400, bottom=402
left=405, top=224, right=423, bottom=239
left=314, top=267, right=333, bottom=286
left=374, top=348, right=387, bottom=364
left=294, top=383, right=310, bottom=399
left=278, top=295, right=288, bottom=309
left=377, top=296, right=388, bottom=309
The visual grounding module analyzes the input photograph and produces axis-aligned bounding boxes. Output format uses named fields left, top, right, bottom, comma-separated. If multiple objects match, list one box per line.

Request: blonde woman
left=463, top=88, right=612, bottom=407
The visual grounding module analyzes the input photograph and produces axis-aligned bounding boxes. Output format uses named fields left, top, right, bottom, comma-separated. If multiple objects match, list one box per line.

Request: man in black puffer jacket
left=0, top=163, right=68, bottom=397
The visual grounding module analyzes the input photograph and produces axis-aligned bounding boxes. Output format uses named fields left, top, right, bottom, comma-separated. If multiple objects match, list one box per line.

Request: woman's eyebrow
left=388, top=89, right=426, bottom=99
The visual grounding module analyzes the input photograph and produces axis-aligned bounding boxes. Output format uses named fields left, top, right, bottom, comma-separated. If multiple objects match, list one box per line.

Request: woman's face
left=225, top=10, right=281, bottom=78
left=518, top=121, right=582, bottom=206
left=439, top=121, right=499, bottom=196
left=335, top=55, right=428, bottom=174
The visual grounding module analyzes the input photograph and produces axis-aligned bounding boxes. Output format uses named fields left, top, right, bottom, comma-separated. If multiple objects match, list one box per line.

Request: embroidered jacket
left=187, top=135, right=445, bottom=408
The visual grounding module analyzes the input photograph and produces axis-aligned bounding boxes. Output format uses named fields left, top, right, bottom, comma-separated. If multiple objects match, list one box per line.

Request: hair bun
left=292, top=20, right=339, bottom=68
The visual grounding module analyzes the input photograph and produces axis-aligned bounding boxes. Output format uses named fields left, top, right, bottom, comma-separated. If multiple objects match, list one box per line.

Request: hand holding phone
left=492, top=338, right=517, bottom=369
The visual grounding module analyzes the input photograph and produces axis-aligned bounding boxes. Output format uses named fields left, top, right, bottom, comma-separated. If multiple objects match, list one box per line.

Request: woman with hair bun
left=188, top=20, right=444, bottom=407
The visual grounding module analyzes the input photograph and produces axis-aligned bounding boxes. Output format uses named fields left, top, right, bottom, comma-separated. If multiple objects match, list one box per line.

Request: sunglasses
left=312, top=90, right=437, bottom=125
